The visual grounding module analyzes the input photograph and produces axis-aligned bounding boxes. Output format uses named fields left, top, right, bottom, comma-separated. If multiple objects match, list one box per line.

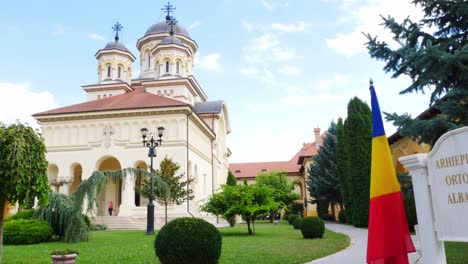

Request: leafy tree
left=0, top=122, right=51, bottom=262
left=256, top=171, right=299, bottom=222
left=226, top=171, right=237, bottom=186
left=201, top=184, right=278, bottom=235
left=307, top=121, right=340, bottom=220
left=346, top=98, right=372, bottom=227
left=365, top=0, right=468, bottom=146
left=135, top=157, right=193, bottom=224
left=336, top=118, right=351, bottom=222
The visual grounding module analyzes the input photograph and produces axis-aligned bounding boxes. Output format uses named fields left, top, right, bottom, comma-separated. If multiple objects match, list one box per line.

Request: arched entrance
left=70, top=163, right=82, bottom=194
left=97, top=157, right=122, bottom=216
left=48, top=164, right=59, bottom=192
left=134, top=161, right=148, bottom=207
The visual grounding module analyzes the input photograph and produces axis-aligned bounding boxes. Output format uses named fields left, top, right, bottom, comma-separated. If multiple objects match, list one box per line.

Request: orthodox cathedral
left=33, top=4, right=231, bottom=227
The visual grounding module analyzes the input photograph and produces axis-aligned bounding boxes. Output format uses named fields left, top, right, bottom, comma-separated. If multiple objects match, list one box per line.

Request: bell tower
left=95, top=22, right=136, bottom=84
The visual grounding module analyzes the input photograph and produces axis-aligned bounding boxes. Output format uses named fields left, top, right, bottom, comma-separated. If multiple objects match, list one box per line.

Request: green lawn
left=446, top=242, right=468, bottom=264
left=3, top=221, right=349, bottom=264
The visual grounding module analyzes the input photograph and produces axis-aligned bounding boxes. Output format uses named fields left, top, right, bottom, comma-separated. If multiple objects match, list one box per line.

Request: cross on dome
left=167, top=17, right=178, bottom=36
left=162, top=2, right=176, bottom=22
left=112, top=22, right=123, bottom=42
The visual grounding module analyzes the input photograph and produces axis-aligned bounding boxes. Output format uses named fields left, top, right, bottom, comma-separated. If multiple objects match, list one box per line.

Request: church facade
left=33, top=11, right=231, bottom=223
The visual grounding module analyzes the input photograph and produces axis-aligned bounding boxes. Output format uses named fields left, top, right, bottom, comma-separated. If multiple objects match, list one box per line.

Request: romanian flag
left=367, top=82, right=415, bottom=264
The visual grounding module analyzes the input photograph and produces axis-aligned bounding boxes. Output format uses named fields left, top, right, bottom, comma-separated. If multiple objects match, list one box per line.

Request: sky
left=0, top=0, right=432, bottom=163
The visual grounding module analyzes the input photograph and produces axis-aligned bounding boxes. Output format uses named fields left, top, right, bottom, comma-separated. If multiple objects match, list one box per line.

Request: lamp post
left=140, top=126, right=165, bottom=235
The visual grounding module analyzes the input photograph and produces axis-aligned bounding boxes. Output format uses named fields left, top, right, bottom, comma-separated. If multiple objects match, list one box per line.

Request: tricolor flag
left=367, top=81, right=415, bottom=264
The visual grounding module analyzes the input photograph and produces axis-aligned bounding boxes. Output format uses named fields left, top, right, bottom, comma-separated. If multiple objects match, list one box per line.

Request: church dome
left=144, top=21, right=190, bottom=39
left=102, top=41, right=130, bottom=53
left=159, top=36, right=184, bottom=46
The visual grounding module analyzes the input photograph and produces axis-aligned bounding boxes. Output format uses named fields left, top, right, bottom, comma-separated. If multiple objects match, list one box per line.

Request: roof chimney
left=314, top=128, right=322, bottom=148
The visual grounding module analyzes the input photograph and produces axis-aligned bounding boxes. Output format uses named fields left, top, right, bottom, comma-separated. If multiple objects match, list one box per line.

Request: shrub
left=51, top=249, right=79, bottom=255
left=301, top=216, right=325, bottom=239
left=287, top=214, right=299, bottom=225
left=338, top=210, right=346, bottom=223
left=319, top=214, right=334, bottom=221
left=82, top=214, right=91, bottom=228
left=91, top=224, right=108, bottom=231
left=293, top=217, right=302, bottom=230
left=155, top=217, right=222, bottom=264
left=6, top=210, right=34, bottom=221
left=3, top=219, right=53, bottom=245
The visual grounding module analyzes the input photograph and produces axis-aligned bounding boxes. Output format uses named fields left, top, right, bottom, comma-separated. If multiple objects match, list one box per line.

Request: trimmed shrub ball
left=6, top=210, right=34, bottom=221
left=293, top=217, right=302, bottom=230
left=300, top=216, right=325, bottom=239
left=288, top=214, right=299, bottom=225
left=155, top=217, right=222, bottom=264
left=3, top=219, right=53, bottom=245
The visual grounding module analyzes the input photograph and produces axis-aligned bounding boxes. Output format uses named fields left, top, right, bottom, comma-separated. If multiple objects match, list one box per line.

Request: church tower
left=136, top=3, right=197, bottom=79
left=84, top=22, right=136, bottom=101
left=95, top=22, right=136, bottom=84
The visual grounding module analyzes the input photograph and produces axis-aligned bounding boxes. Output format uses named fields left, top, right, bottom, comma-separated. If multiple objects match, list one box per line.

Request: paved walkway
left=306, top=222, right=422, bottom=264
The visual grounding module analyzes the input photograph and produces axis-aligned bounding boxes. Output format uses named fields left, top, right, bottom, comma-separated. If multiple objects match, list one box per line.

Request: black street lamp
left=140, top=126, right=165, bottom=235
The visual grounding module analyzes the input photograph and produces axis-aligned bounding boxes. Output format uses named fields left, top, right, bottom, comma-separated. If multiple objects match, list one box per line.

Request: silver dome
left=144, top=21, right=190, bottom=38
left=103, top=41, right=130, bottom=53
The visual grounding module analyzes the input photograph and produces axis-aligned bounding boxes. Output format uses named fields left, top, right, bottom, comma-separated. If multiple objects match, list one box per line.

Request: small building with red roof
left=230, top=128, right=325, bottom=216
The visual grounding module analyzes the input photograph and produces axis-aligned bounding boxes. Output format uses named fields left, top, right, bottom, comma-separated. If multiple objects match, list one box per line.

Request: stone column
left=399, top=154, right=447, bottom=264
left=118, top=170, right=136, bottom=216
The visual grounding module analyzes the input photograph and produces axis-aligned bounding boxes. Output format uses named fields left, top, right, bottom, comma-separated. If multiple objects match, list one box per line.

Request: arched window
left=148, top=53, right=151, bottom=68
left=107, top=66, right=111, bottom=78
left=165, top=61, right=169, bottom=73
left=117, top=67, right=121, bottom=78
left=176, top=61, right=180, bottom=74
left=103, top=94, right=107, bottom=98
left=97, top=95, right=101, bottom=99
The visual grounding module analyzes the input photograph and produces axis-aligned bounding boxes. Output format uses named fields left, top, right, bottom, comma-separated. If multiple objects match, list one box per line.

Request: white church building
left=33, top=8, right=231, bottom=227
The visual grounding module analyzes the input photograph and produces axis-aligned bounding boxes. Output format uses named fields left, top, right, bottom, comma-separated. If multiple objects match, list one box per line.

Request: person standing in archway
left=108, top=201, right=114, bottom=216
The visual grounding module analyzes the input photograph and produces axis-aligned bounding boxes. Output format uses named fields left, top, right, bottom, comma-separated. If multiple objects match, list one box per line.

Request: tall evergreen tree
left=365, top=0, right=468, bottom=146
left=346, top=97, right=372, bottom=227
left=307, top=121, right=341, bottom=220
left=226, top=171, right=237, bottom=186
left=336, top=118, right=350, bottom=222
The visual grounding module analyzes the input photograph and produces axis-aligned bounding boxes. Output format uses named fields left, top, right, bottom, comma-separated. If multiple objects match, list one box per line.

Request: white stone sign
left=400, top=126, right=468, bottom=264
left=427, top=127, right=468, bottom=241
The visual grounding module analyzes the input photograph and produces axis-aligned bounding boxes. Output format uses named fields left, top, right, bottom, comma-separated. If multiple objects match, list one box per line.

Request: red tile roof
left=33, top=87, right=188, bottom=116
left=230, top=132, right=327, bottom=179
left=230, top=161, right=300, bottom=179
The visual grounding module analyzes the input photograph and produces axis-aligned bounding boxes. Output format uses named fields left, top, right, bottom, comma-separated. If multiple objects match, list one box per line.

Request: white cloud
left=244, top=33, right=296, bottom=64
left=196, top=53, right=223, bottom=73
left=326, top=0, right=424, bottom=57
left=51, top=24, right=65, bottom=36
left=88, top=33, right=105, bottom=41
left=240, top=67, right=259, bottom=77
left=278, top=65, right=301, bottom=76
left=0, top=83, right=58, bottom=127
left=188, top=20, right=201, bottom=31
left=260, top=0, right=274, bottom=11
left=271, top=22, right=305, bottom=32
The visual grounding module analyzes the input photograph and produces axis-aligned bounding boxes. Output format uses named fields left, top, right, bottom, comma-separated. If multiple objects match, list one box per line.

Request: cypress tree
left=346, top=97, right=372, bottom=227
left=336, top=118, right=351, bottom=222
left=226, top=171, right=237, bottom=186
